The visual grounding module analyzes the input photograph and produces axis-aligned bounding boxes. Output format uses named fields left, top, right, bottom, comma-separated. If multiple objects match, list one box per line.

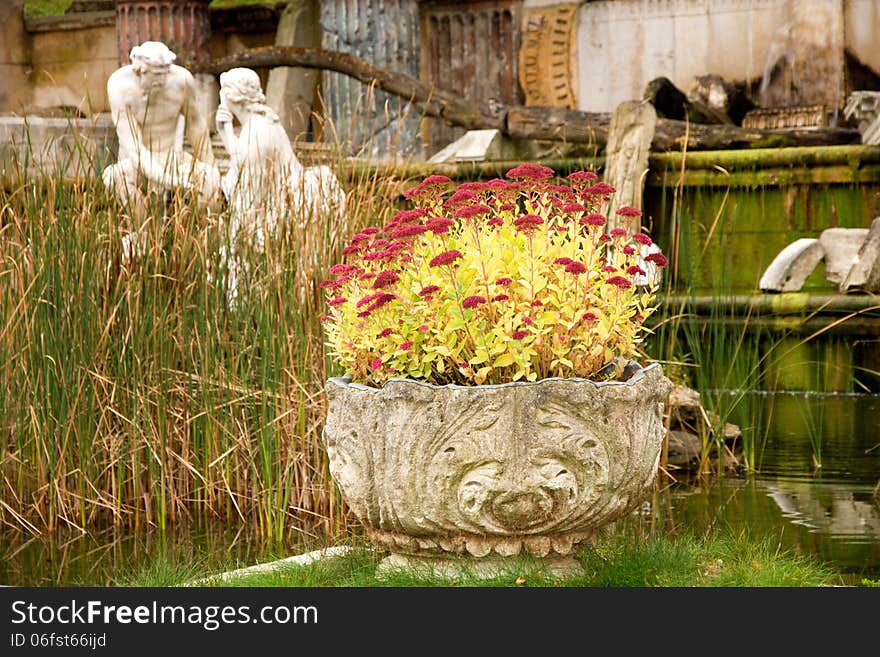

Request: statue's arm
left=215, top=102, right=238, bottom=159
left=107, top=74, right=143, bottom=164
left=181, top=71, right=214, bottom=164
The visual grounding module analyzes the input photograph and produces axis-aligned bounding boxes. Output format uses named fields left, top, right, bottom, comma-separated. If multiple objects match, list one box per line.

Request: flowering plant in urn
left=320, top=163, right=672, bottom=578
left=322, top=163, right=668, bottom=386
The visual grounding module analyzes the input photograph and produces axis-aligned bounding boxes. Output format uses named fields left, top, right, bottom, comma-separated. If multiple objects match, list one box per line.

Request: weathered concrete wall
left=845, top=0, right=880, bottom=75
left=574, top=0, right=876, bottom=115
left=30, top=24, right=118, bottom=114
left=576, top=0, right=788, bottom=112
left=0, top=1, right=34, bottom=113
left=0, top=4, right=277, bottom=117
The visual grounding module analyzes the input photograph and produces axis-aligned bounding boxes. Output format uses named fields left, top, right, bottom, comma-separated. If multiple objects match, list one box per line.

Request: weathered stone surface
left=604, top=100, right=657, bottom=228
left=0, top=115, right=116, bottom=185
left=427, top=128, right=532, bottom=164
left=377, top=552, right=585, bottom=581
left=666, top=430, right=701, bottom=468
left=843, top=91, right=880, bottom=144
left=265, top=0, right=320, bottom=142
left=819, top=227, right=869, bottom=284
left=666, top=383, right=701, bottom=427
left=841, top=217, right=880, bottom=293
left=758, top=0, right=845, bottom=112
left=758, top=238, right=825, bottom=292
left=322, top=363, right=672, bottom=575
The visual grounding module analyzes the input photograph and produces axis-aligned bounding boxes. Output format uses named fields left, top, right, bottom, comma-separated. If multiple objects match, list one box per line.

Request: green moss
left=24, top=0, right=72, bottom=16
left=650, top=145, right=880, bottom=172
left=209, top=0, right=288, bottom=6
left=24, top=0, right=284, bottom=15
left=645, top=181, right=878, bottom=293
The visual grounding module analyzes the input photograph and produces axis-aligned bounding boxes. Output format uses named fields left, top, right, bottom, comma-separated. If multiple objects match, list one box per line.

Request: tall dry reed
left=0, top=129, right=401, bottom=542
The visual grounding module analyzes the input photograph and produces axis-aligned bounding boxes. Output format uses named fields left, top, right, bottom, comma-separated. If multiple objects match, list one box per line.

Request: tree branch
left=193, top=46, right=861, bottom=151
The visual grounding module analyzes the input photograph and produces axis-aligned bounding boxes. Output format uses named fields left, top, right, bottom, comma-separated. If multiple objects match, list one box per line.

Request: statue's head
left=130, top=41, right=177, bottom=90
left=219, top=67, right=280, bottom=123
left=219, top=68, right=266, bottom=107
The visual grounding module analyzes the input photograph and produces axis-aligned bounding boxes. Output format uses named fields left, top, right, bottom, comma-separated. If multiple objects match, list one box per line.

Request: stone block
left=841, top=217, right=880, bottom=293
left=265, top=0, right=320, bottom=142
left=427, top=129, right=529, bottom=163
left=0, top=115, right=117, bottom=184
left=819, top=227, right=870, bottom=284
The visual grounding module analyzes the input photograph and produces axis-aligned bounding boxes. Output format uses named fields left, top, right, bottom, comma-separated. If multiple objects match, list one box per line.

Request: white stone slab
left=841, top=217, right=880, bottom=292
left=188, top=545, right=353, bottom=586
left=819, top=227, right=869, bottom=284
left=428, top=129, right=504, bottom=163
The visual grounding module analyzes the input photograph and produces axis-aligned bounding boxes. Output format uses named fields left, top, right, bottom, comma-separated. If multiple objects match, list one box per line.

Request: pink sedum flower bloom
left=429, top=250, right=463, bottom=267
left=462, top=295, right=486, bottom=309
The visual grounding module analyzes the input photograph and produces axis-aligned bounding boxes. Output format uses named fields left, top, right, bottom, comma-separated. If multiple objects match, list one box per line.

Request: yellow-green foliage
left=322, top=163, right=668, bottom=386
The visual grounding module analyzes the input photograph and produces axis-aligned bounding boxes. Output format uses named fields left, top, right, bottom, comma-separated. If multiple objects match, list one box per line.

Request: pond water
left=658, top=390, right=880, bottom=585
left=2, top=391, right=878, bottom=586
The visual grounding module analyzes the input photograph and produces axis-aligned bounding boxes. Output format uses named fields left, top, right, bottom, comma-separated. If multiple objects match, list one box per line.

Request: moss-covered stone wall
left=644, top=146, right=880, bottom=295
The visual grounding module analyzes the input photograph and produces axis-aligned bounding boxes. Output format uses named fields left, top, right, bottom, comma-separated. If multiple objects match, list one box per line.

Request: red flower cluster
left=616, top=206, right=642, bottom=217
left=513, top=214, right=543, bottom=233
left=390, top=223, right=428, bottom=239
left=568, top=170, right=599, bottom=183
left=372, top=270, right=400, bottom=289
left=461, top=295, right=486, bottom=309
left=426, top=217, right=454, bottom=234
left=429, top=250, right=464, bottom=268
left=506, top=163, right=555, bottom=180
left=404, top=174, right=452, bottom=200
left=645, top=252, right=668, bottom=267
left=606, top=276, right=633, bottom=289
left=456, top=204, right=491, bottom=220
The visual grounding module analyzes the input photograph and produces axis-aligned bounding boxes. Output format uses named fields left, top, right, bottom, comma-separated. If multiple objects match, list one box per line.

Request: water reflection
left=659, top=390, right=880, bottom=583
left=662, top=475, right=880, bottom=583
left=767, top=479, right=880, bottom=542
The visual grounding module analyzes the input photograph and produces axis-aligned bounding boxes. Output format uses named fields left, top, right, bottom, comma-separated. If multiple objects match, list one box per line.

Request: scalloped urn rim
left=327, top=360, right=665, bottom=392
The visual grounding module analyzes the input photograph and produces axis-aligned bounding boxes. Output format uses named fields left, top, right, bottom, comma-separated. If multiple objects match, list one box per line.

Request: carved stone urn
left=322, top=362, right=672, bottom=578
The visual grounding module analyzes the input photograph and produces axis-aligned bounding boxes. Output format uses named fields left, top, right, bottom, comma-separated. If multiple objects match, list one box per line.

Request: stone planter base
left=377, top=552, right=585, bottom=581
left=323, top=362, right=672, bottom=577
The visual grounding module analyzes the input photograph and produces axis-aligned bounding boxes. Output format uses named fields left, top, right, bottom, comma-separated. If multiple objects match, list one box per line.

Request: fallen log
left=193, top=46, right=862, bottom=151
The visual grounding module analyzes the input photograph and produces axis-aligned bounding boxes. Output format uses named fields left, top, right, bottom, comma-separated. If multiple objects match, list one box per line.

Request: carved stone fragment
left=519, top=4, right=577, bottom=109
left=841, top=217, right=880, bottom=293
left=819, top=227, right=870, bottom=284
left=758, top=238, right=825, bottom=293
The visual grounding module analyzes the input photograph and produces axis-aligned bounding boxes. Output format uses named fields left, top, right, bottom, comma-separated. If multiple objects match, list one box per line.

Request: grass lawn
left=116, top=529, right=855, bottom=588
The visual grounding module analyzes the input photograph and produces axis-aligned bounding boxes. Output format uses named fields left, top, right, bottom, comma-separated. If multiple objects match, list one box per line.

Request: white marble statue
left=215, top=67, right=346, bottom=301
left=102, top=41, right=221, bottom=239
